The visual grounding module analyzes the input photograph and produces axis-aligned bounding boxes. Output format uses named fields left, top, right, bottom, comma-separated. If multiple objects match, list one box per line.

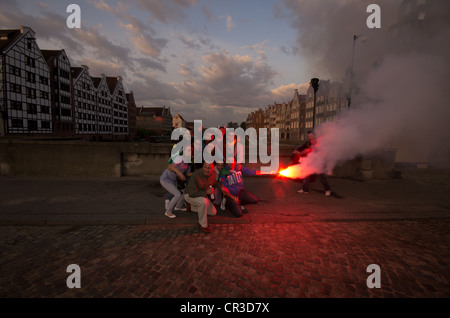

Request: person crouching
left=184, top=161, right=225, bottom=234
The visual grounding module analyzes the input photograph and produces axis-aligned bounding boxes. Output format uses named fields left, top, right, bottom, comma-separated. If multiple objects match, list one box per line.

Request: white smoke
left=286, top=0, right=450, bottom=173
left=299, top=51, right=450, bottom=176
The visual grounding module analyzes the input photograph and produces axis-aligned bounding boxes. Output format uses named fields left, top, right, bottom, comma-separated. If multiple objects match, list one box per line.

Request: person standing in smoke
left=293, top=130, right=332, bottom=196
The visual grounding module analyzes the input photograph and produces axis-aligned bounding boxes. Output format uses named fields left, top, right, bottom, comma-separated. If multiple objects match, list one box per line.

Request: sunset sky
left=1, top=0, right=404, bottom=127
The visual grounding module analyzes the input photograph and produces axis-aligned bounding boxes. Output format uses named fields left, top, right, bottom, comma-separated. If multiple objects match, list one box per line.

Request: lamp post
left=348, top=34, right=366, bottom=108
left=310, top=78, right=319, bottom=129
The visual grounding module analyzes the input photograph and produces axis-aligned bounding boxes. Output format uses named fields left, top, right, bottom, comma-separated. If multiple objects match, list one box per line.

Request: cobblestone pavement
left=1, top=219, right=449, bottom=298
left=1, top=166, right=449, bottom=305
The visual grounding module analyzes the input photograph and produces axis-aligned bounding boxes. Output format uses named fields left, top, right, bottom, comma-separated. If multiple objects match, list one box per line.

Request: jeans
left=160, top=178, right=185, bottom=213
left=225, top=189, right=258, bottom=218
left=184, top=194, right=217, bottom=228
left=302, top=174, right=331, bottom=192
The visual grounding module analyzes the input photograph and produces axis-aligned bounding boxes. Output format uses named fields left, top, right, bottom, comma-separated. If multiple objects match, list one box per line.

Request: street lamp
left=310, top=78, right=319, bottom=129
left=348, top=34, right=366, bottom=108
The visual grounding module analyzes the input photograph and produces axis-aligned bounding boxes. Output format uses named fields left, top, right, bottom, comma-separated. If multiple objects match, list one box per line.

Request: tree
left=227, top=122, right=239, bottom=129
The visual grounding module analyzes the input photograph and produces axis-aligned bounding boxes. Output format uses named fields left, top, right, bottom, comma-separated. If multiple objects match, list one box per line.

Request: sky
left=1, top=0, right=450, bottom=168
left=0, top=0, right=405, bottom=128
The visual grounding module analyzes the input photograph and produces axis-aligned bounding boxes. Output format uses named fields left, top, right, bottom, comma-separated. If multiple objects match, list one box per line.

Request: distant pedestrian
left=160, top=152, right=191, bottom=218
left=184, top=161, right=225, bottom=234
left=293, top=130, right=332, bottom=196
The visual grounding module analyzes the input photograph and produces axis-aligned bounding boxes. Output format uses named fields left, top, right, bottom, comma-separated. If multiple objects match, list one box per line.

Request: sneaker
left=298, top=190, right=308, bottom=194
left=165, top=199, right=170, bottom=210
left=240, top=205, right=249, bottom=214
left=165, top=211, right=176, bottom=218
left=198, top=223, right=211, bottom=234
left=220, top=198, right=226, bottom=211
left=325, top=190, right=331, bottom=197
left=175, top=207, right=187, bottom=211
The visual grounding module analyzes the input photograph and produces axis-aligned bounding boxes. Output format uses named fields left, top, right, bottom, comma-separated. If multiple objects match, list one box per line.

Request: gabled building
left=106, top=76, right=129, bottom=139
left=91, top=74, right=113, bottom=140
left=41, top=49, right=74, bottom=136
left=71, top=65, right=98, bottom=139
left=1, top=26, right=137, bottom=141
left=0, top=26, right=52, bottom=136
left=289, top=89, right=306, bottom=142
left=126, top=91, right=137, bottom=140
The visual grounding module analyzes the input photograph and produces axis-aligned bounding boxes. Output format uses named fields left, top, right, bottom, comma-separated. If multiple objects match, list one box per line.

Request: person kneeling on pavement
left=184, top=161, right=229, bottom=234
left=214, top=162, right=271, bottom=217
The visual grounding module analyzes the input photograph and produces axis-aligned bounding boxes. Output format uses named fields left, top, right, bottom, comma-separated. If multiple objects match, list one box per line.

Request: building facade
left=1, top=26, right=52, bottom=136
left=41, top=49, right=74, bottom=137
left=1, top=26, right=136, bottom=141
left=246, top=81, right=348, bottom=144
left=137, top=106, right=172, bottom=136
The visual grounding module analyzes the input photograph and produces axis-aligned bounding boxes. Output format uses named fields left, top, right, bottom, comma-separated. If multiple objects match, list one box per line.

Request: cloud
left=131, top=33, right=168, bottom=58
left=72, top=25, right=131, bottom=62
left=271, top=83, right=309, bottom=100
left=77, top=58, right=124, bottom=77
left=201, top=5, right=219, bottom=23
left=226, top=15, right=235, bottom=31
left=88, top=0, right=168, bottom=60
left=135, top=0, right=197, bottom=24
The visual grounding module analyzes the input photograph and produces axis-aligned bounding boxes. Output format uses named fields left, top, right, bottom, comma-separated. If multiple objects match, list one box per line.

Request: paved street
left=0, top=167, right=449, bottom=302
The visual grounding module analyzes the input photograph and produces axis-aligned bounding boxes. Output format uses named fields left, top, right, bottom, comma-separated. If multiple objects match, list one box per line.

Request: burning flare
left=278, top=165, right=301, bottom=179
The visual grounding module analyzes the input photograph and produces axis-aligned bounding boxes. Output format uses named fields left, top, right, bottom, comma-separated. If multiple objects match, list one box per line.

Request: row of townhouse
left=247, top=80, right=349, bottom=143
left=0, top=26, right=137, bottom=141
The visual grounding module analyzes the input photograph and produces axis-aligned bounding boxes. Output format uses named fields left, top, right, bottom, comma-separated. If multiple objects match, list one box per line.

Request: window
left=10, top=83, right=21, bottom=93
left=12, top=119, right=23, bottom=128
left=41, top=121, right=51, bottom=129
left=60, top=82, right=71, bottom=92
left=9, top=66, right=21, bottom=76
left=27, top=103, right=37, bottom=114
left=39, top=76, right=49, bottom=85
left=11, top=101, right=22, bottom=110
left=26, top=71, right=36, bottom=83
left=26, top=87, right=36, bottom=99
left=61, top=95, right=71, bottom=104
left=41, top=106, right=50, bottom=114
left=26, top=56, right=35, bottom=67
left=40, top=91, right=49, bottom=99
left=59, top=69, right=70, bottom=80
left=61, top=108, right=72, bottom=117
left=27, top=120, right=38, bottom=131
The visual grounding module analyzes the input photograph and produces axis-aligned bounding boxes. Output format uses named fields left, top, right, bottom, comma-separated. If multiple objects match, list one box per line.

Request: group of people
left=159, top=127, right=266, bottom=234
left=159, top=127, right=332, bottom=234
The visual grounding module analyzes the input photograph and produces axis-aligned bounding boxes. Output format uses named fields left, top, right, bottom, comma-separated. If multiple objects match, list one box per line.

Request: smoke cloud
left=283, top=0, right=450, bottom=174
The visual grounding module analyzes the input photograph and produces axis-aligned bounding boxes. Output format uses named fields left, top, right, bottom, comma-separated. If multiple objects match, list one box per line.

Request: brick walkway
left=1, top=219, right=449, bottom=298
